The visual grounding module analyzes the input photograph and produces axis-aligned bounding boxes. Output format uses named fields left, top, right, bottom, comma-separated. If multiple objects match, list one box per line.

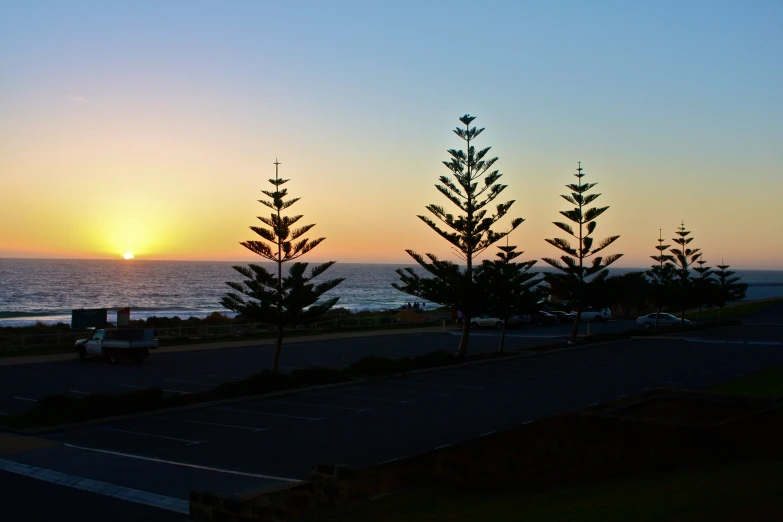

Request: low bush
left=212, top=370, right=294, bottom=399
left=7, top=388, right=179, bottom=428
left=345, top=356, right=404, bottom=377
left=291, top=367, right=351, bottom=386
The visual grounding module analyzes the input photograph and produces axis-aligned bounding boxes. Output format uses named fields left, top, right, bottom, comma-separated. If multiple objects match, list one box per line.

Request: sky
left=1, top=1, right=781, bottom=269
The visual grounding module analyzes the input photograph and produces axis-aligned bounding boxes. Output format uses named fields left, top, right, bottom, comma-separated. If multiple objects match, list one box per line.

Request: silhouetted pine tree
left=221, top=160, right=345, bottom=372
left=667, top=222, right=701, bottom=326
left=692, top=258, right=716, bottom=324
left=713, top=261, right=748, bottom=323
left=474, top=244, right=539, bottom=353
left=647, top=229, right=676, bottom=331
left=394, top=114, right=523, bottom=359
left=543, top=162, right=622, bottom=343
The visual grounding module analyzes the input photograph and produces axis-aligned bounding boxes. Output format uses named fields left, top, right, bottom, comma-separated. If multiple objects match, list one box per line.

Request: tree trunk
left=718, top=306, right=723, bottom=325
left=272, top=324, right=283, bottom=372
left=654, top=305, right=662, bottom=332
left=498, top=318, right=507, bottom=353
left=697, top=305, right=702, bottom=325
left=456, top=315, right=471, bottom=359
left=569, top=307, right=582, bottom=343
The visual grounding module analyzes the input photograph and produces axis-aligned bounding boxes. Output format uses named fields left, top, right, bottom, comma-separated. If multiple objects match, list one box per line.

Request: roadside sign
left=117, top=307, right=131, bottom=327
left=71, top=308, right=107, bottom=329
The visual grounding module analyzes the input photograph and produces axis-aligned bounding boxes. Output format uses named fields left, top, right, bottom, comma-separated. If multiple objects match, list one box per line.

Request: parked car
left=508, top=314, right=531, bottom=326
left=636, top=313, right=691, bottom=329
left=578, top=307, right=612, bottom=322
left=548, top=310, right=575, bottom=324
left=74, top=328, right=158, bottom=364
left=470, top=315, right=504, bottom=329
left=529, top=311, right=559, bottom=326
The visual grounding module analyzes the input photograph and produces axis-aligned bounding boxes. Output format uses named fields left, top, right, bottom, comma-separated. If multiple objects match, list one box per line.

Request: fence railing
left=0, top=313, right=452, bottom=352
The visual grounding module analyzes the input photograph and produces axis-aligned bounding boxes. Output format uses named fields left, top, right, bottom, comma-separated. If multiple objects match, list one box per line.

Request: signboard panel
left=71, top=308, right=107, bottom=330
left=117, top=307, right=131, bottom=327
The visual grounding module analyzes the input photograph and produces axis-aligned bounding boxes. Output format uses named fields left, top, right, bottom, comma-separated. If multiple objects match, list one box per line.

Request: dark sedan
left=529, top=311, right=559, bottom=326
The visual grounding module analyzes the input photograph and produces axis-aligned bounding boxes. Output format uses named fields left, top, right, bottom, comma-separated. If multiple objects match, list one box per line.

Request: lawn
left=708, top=364, right=783, bottom=398
left=333, top=460, right=783, bottom=522
left=685, top=297, right=783, bottom=322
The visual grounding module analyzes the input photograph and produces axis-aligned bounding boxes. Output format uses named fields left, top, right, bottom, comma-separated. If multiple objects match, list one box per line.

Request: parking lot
left=0, top=321, right=616, bottom=416
left=4, top=326, right=782, bottom=496
left=3, top=310, right=782, bottom=518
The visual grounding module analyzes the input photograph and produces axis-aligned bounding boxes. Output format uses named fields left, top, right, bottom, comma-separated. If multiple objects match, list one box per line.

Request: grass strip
left=333, top=460, right=783, bottom=522
left=708, top=364, right=783, bottom=398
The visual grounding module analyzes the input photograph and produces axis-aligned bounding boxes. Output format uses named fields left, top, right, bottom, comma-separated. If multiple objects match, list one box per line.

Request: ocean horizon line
left=1, top=257, right=781, bottom=272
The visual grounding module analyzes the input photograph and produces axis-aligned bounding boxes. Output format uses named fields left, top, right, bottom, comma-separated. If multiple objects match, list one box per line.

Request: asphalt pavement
left=0, top=320, right=633, bottom=416
left=1, top=305, right=781, bottom=520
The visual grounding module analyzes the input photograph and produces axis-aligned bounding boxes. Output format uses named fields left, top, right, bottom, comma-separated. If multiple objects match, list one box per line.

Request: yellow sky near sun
left=0, top=97, right=781, bottom=268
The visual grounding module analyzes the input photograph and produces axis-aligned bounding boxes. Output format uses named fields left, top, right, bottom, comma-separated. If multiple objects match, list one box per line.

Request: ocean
left=1, top=259, right=781, bottom=327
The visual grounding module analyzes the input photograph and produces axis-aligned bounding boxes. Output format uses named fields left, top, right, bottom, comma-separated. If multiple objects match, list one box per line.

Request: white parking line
left=205, top=374, right=244, bottom=380
left=69, top=390, right=90, bottom=395
left=269, top=399, right=371, bottom=412
left=119, top=384, right=190, bottom=394
left=312, top=392, right=413, bottom=404
left=396, top=380, right=483, bottom=390
left=215, top=407, right=323, bottom=421
left=154, top=416, right=268, bottom=432
left=63, top=443, right=301, bottom=482
left=0, top=458, right=189, bottom=514
left=94, top=427, right=205, bottom=445
left=367, top=386, right=451, bottom=397
left=164, top=379, right=215, bottom=387
left=13, top=397, right=37, bottom=402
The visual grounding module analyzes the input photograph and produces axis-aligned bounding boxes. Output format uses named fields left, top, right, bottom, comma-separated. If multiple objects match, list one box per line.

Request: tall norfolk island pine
left=221, top=160, right=345, bottom=372
left=668, top=222, right=702, bottom=326
left=394, top=115, right=523, bottom=359
left=543, top=163, right=622, bottom=343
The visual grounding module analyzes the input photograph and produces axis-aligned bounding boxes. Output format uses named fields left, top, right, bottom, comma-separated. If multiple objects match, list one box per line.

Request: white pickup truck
left=75, top=328, right=158, bottom=364
left=577, top=307, right=612, bottom=322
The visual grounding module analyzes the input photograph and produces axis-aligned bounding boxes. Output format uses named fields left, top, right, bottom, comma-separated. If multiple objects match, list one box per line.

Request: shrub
left=8, top=388, right=173, bottom=427
left=412, top=351, right=456, bottom=369
left=345, top=356, right=405, bottom=377
left=213, top=370, right=293, bottom=399
left=291, top=367, right=351, bottom=386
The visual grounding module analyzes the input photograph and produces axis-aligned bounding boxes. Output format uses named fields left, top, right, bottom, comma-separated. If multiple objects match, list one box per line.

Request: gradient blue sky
left=1, top=1, right=781, bottom=268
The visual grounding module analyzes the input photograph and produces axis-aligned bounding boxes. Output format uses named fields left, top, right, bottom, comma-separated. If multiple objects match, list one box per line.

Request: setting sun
left=123, top=253, right=135, bottom=260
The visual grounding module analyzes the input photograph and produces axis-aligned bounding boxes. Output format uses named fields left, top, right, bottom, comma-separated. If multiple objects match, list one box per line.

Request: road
left=0, top=320, right=633, bottom=416
left=1, top=307, right=781, bottom=520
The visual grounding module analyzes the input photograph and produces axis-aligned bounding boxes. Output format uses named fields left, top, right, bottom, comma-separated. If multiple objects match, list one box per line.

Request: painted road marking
left=94, top=427, right=205, bottom=445
left=69, top=390, right=90, bottom=395
left=397, top=380, right=483, bottom=390
left=367, top=386, right=451, bottom=397
left=164, top=379, right=215, bottom=387
left=13, top=396, right=37, bottom=402
left=0, top=458, right=189, bottom=514
left=154, top=416, right=269, bottom=432
left=120, top=384, right=190, bottom=394
left=269, top=399, right=371, bottom=412
left=205, top=374, right=244, bottom=380
left=63, top=443, right=301, bottom=482
left=312, top=392, right=413, bottom=404
left=215, top=407, right=323, bottom=421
